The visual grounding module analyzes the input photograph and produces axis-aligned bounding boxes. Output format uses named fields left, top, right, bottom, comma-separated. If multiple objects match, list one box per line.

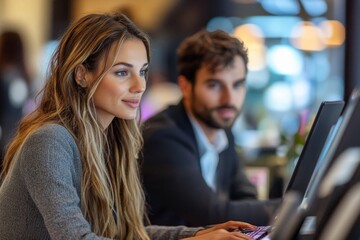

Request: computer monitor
left=325, top=89, right=360, bottom=169
left=297, top=88, right=360, bottom=237
left=314, top=147, right=360, bottom=238
left=318, top=182, right=360, bottom=240
left=304, top=89, right=360, bottom=206
left=285, top=100, right=344, bottom=198
left=240, top=101, right=345, bottom=240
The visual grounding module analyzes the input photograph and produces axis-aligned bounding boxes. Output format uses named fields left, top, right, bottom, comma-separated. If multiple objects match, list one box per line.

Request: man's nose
left=220, top=87, right=233, bottom=104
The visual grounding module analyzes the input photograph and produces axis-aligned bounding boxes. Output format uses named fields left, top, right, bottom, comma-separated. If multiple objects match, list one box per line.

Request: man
left=141, top=30, right=279, bottom=227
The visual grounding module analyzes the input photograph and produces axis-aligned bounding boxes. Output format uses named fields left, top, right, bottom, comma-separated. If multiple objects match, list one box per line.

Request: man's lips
left=217, top=108, right=236, bottom=118
left=215, top=106, right=237, bottom=118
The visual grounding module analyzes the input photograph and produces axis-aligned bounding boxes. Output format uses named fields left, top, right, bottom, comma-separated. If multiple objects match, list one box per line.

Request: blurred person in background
left=0, top=12, right=257, bottom=240
left=141, top=29, right=280, bottom=227
left=0, top=30, right=30, bottom=171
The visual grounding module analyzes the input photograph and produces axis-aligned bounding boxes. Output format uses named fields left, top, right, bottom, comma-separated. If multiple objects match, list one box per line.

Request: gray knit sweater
left=0, top=124, right=201, bottom=239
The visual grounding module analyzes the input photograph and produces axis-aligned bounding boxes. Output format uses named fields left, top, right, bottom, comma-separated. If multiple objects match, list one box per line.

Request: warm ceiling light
left=233, top=24, right=266, bottom=70
left=319, top=20, right=345, bottom=47
left=233, top=23, right=264, bottom=45
left=290, top=21, right=325, bottom=51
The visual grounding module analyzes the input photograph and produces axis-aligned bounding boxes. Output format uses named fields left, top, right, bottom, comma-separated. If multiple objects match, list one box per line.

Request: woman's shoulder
left=36, top=123, right=70, bottom=135
left=20, top=124, right=81, bottom=170
left=25, top=123, right=78, bottom=151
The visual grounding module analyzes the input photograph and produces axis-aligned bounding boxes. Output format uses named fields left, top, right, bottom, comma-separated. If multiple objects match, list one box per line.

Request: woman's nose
left=131, top=75, right=146, bottom=93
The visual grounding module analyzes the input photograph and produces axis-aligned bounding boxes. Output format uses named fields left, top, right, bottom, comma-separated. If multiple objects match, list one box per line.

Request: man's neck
left=195, top=118, right=219, bottom=144
left=185, top=110, right=218, bottom=144
left=183, top=98, right=221, bottom=144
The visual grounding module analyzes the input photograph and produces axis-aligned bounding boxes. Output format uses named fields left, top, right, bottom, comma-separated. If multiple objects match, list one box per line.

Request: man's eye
left=234, top=81, right=245, bottom=89
left=207, top=82, right=220, bottom=89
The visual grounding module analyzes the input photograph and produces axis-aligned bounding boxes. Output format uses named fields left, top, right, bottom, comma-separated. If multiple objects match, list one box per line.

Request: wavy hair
left=177, top=29, right=248, bottom=84
left=1, top=13, right=150, bottom=240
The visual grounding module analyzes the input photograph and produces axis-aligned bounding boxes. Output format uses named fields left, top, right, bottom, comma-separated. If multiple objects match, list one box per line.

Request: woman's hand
left=182, top=221, right=257, bottom=240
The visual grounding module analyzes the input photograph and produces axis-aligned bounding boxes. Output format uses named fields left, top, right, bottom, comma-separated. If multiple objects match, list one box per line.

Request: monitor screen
left=304, top=88, right=360, bottom=211
left=285, top=100, right=344, bottom=197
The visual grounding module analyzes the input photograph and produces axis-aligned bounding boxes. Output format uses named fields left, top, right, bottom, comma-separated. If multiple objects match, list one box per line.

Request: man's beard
left=192, top=103, right=239, bottom=129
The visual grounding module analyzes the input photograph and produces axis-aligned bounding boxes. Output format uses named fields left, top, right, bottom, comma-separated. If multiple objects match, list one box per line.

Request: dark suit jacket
left=141, top=101, right=280, bottom=227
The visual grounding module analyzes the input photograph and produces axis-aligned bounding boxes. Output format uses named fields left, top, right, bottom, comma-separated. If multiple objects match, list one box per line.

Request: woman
left=0, top=13, right=255, bottom=239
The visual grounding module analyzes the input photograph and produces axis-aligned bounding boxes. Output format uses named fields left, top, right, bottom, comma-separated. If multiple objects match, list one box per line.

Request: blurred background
left=1, top=0, right=359, bottom=198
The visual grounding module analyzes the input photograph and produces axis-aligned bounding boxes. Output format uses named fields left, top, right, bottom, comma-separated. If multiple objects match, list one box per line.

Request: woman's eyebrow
left=113, top=62, right=149, bottom=68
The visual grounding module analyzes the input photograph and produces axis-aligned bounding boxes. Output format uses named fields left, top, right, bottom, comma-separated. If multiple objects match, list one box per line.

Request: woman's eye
left=140, top=69, right=148, bottom=77
left=116, top=70, right=128, bottom=76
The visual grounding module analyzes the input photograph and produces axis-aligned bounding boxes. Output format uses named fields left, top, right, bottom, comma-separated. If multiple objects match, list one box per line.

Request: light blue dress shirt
left=189, top=116, right=228, bottom=191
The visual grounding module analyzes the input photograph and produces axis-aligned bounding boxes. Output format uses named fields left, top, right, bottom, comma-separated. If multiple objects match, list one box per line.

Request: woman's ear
left=74, top=64, right=88, bottom=87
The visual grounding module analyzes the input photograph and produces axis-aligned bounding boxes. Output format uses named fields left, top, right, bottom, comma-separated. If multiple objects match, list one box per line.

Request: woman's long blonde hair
left=1, top=13, right=150, bottom=240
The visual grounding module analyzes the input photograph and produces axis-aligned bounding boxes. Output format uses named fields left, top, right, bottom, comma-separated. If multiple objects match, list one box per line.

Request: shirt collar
left=188, top=115, right=228, bottom=156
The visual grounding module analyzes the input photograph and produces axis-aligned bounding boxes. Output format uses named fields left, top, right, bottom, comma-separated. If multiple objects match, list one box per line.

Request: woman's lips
left=123, top=99, right=140, bottom=108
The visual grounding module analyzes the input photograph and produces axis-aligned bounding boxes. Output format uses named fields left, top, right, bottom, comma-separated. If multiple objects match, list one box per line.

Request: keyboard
left=240, top=226, right=271, bottom=240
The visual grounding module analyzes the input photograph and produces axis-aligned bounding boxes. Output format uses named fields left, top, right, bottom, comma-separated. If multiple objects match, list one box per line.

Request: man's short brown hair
left=177, top=29, right=248, bottom=84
